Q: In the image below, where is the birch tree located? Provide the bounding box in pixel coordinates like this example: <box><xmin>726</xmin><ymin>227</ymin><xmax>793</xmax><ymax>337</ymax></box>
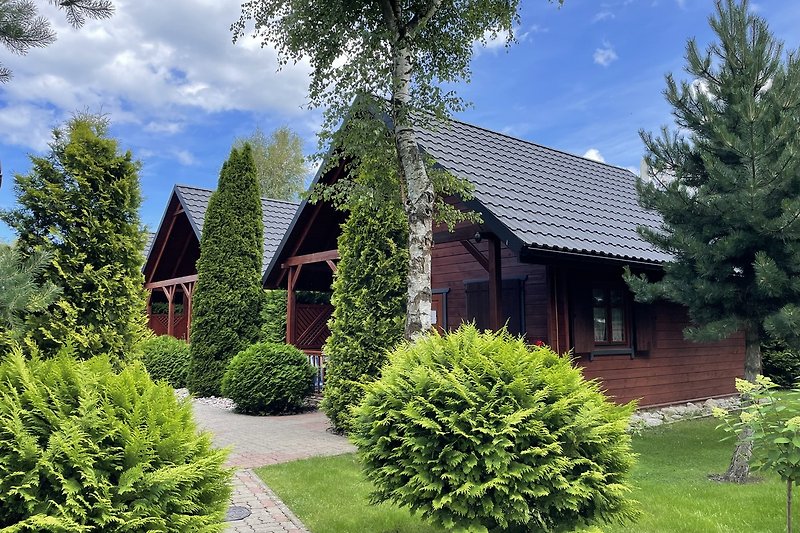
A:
<box><xmin>234</xmin><ymin>0</ymin><xmax>562</xmax><ymax>338</ymax></box>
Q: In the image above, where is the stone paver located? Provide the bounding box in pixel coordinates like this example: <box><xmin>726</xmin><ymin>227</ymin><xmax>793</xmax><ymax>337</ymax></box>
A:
<box><xmin>226</xmin><ymin>469</ymin><xmax>308</xmax><ymax>533</ymax></box>
<box><xmin>193</xmin><ymin>401</ymin><xmax>355</xmax><ymax>468</ymax></box>
<box><xmin>191</xmin><ymin>401</ymin><xmax>355</xmax><ymax>532</ymax></box>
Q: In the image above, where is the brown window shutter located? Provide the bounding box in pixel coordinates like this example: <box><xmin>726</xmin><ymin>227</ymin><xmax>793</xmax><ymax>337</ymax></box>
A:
<box><xmin>502</xmin><ymin>278</ymin><xmax>525</xmax><ymax>336</ymax></box>
<box><xmin>633</xmin><ymin>301</ymin><xmax>656</xmax><ymax>354</ymax></box>
<box><xmin>465</xmin><ymin>280</ymin><xmax>490</xmax><ymax>330</ymax></box>
<box><xmin>570</xmin><ymin>280</ymin><xmax>594</xmax><ymax>354</ymax></box>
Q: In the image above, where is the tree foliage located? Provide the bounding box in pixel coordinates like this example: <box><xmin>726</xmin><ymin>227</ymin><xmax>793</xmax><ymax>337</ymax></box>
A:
<box><xmin>233</xmin><ymin>126</ymin><xmax>306</xmax><ymax>201</ymax></box>
<box><xmin>352</xmin><ymin>326</ymin><xmax>639</xmax><ymax>532</ymax></box>
<box><xmin>0</xmin><ymin>0</ymin><xmax>113</xmax><ymax>82</ymax></box>
<box><xmin>1</xmin><ymin>115</ymin><xmax>148</xmax><ymax>362</ymax></box>
<box><xmin>188</xmin><ymin>144</ymin><xmax>264</xmax><ymax>396</ymax></box>
<box><xmin>321</xmin><ymin>198</ymin><xmax>408</xmax><ymax>433</ymax></box>
<box><xmin>138</xmin><ymin>335</ymin><xmax>191</xmax><ymax>389</ymax></box>
<box><xmin>234</xmin><ymin>0</ymin><xmax>560</xmax><ymax>338</ymax></box>
<box><xmin>0</xmin><ymin>345</ymin><xmax>231</xmax><ymax>531</ymax></box>
<box><xmin>0</xmin><ymin>243</ymin><xmax>60</xmax><ymax>341</ymax></box>
<box><xmin>624</xmin><ymin>0</ymin><xmax>800</xmax><ymax>482</ymax></box>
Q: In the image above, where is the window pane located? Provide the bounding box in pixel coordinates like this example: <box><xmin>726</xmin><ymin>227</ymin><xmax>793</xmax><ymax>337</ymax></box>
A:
<box><xmin>610</xmin><ymin>289</ymin><xmax>624</xmax><ymax>306</ymax></box>
<box><xmin>611</xmin><ymin>307</ymin><xmax>624</xmax><ymax>342</ymax></box>
<box><xmin>592</xmin><ymin>289</ymin><xmax>606</xmax><ymax>306</ymax></box>
<box><xmin>593</xmin><ymin>307</ymin><xmax>607</xmax><ymax>342</ymax></box>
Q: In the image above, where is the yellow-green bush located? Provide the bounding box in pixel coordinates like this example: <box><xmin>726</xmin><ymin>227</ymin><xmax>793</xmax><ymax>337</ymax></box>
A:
<box><xmin>0</xmin><ymin>347</ymin><xmax>231</xmax><ymax>531</ymax></box>
<box><xmin>352</xmin><ymin>326</ymin><xmax>639</xmax><ymax>533</ymax></box>
<box><xmin>222</xmin><ymin>342</ymin><xmax>315</xmax><ymax>415</ymax></box>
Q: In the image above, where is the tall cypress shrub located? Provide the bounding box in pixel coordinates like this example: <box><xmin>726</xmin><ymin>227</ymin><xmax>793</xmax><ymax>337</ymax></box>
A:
<box><xmin>321</xmin><ymin>199</ymin><xmax>408</xmax><ymax>432</ymax></box>
<box><xmin>1</xmin><ymin>115</ymin><xmax>147</xmax><ymax>362</ymax></box>
<box><xmin>188</xmin><ymin>145</ymin><xmax>264</xmax><ymax>396</ymax></box>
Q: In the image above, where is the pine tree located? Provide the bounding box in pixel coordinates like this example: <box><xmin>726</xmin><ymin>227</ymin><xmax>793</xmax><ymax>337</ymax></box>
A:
<box><xmin>625</xmin><ymin>0</ymin><xmax>800</xmax><ymax>482</ymax></box>
<box><xmin>188</xmin><ymin>144</ymin><xmax>264</xmax><ymax>396</ymax></box>
<box><xmin>0</xmin><ymin>243</ymin><xmax>60</xmax><ymax>341</ymax></box>
<box><xmin>1</xmin><ymin>115</ymin><xmax>148</xmax><ymax>361</ymax></box>
<box><xmin>321</xmin><ymin>198</ymin><xmax>408</xmax><ymax>432</ymax></box>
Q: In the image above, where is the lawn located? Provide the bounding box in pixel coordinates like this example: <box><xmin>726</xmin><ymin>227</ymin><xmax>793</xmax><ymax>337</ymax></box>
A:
<box><xmin>256</xmin><ymin>418</ymin><xmax>788</xmax><ymax>533</ymax></box>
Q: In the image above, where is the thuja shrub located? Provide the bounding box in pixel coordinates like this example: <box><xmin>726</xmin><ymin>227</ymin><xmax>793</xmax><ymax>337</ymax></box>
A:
<box><xmin>138</xmin><ymin>335</ymin><xmax>190</xmax><ymax>388</ymax></box>
<box><xmin>762</xmin><ymin>342</ymin><xmax>800</xmax><ymax>388</ymax></box>
<box><xmin>0</xmin><ymin>347</ymin><xmax>231</xmax><ymax>531</ymax></box>
<box><xmin>221</xmin><ymin>342</ymin><xmax>315</xmax><ymax>415</ymax></box>
<box><xmin>352</xmin><ymin>325</ymin><xmax>640</xmax><ymax>533</ymax></box>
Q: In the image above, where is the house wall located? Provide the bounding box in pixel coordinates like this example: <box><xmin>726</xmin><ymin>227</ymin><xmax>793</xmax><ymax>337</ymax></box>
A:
<box><xmin>430</xmin><ymin>239</ymin><xmax>745</xmax><ymax>408</ymax></box>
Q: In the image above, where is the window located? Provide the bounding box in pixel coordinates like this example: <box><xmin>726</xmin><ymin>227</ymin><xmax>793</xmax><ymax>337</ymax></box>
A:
<box><xmin>592</xmin><ymin>288</ymin><xmax>626</xmax><ymax>344</ymax></box>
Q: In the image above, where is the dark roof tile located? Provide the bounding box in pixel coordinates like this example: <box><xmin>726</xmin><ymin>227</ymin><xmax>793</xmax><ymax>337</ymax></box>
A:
<box><xmin>174</xmin><ymin>185</ymin><xmax>299</xmax><ymax>275</ymax></box>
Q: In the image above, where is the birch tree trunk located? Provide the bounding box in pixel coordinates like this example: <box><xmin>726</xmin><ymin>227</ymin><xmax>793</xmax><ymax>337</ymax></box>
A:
<box><xmin>392</xmin><ymin>42</ymin><xmax>433</xmax><ymax>339</ymax></box>
<box><xmin>721</xmin><ymin>321</ymin><xmax>762</xmax><ymax>483</ymax></box>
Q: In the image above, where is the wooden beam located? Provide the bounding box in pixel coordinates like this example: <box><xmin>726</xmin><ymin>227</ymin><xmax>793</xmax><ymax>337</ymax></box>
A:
<box><xmin>326</xmin><ymin>260</ymin><xmax>338</xmax><ymax>273</ymax></box>
<box><xmin>276</xmin><ymin>162</ymin><xmax>345</xmax><ymax>286</ymax></box>
<box><xmin>162</xmin><ymin>285</ymin><xmax>176</xmax><ymax>337</ymax></box>
<box><xmin>147</xmin><ymin>203</ymin><xmax>180</xmax><ymax>283</ymax></box>
<box><xmin>282</xmin><ymin>249</ymin><xmax>339</xmax><ymax>268</ymax></box>
<box><xmin>459</xmin><ymin>240</ymin><xmax>489</xmax><ymax>272</ymax></box>
<box><xmin>145</xmin><ymin>274</ymin><xmax>198</xmax><ymax>290</ymax></box>
<box><xmin>286</xmin><ymin>266</ymin><xmax>297</xmax><ymax>344</ymax></box>
<box><xmin>487</xmin><ymin>235</ymin><xmax>502</xmax><ymax>331</ymax></box>
<box><xmin>170</xmin><ymin>231</ymin><xmax>193</xmax><ymax>278</ymax></box>
<box><xmin>433</xmin><ymin>225</ymin><xmax>481</xmax><ymax>245</ymax></box>
<box><xmin>181</xmin><ymin>281</ymin><xmax>195</xmax><ymax>341</ymax></box>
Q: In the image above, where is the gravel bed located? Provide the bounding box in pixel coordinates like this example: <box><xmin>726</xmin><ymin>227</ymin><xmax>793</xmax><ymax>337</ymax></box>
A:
<box><xmin>175</xmin><ymin>388</ymin><xmax>236</xmax><ymax>410</ymax></box>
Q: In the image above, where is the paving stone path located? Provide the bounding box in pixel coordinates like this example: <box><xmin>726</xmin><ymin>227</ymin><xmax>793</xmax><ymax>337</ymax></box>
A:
<box><xmin>191</xmin><ymin>401</ymin><xmax>355</xmax><ymax>533</ymax></box>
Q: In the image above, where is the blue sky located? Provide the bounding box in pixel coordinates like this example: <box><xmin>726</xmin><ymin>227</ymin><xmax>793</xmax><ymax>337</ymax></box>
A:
<box><xmin>1</xmin><ymin>0</ymin><xmax>798</xmax><ymax>241</ymax></box>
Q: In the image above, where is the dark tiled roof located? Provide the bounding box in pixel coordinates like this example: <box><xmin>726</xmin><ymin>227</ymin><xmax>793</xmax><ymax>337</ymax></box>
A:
<box><xmin>144</xmin><ymin>231</ymin><xmax>156</xmax><ymax>258</ymax></box>
<box><xmin>415</xmin><ymin>119</ymin><xmax>669</xmax><ymax>263</ymax></box>
<box><xmin>174</xmin><ymin>185</ymin><xmax>299</xmax><ymax>275</ymax></box>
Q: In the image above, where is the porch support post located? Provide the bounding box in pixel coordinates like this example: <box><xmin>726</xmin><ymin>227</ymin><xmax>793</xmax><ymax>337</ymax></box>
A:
<box><xmin>181</xmin><ymin>281</ymin><xmax>195</xmax><ymax>341</ymax></box>
<box><xmin>162</xmin><ymin>285</ymin><xmax>176</xmax><ymax>337</ymax></box>
<box><xmin>487</xmin><ymin>235</ymin><xmax>503</xmax><ymax>331</ymax></box>
<box><xmin>286</xmin><ymin>265</ymin><xmax>302</xmax><ymax>345</ymax></box>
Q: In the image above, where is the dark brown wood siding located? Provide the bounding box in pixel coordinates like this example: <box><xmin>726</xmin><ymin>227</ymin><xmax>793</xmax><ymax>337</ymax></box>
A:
<box><xmin>431</xmin><ymin>239</ymin><xmax>549</xmax><ymax>345</ymax></box>
<box><xmin>431</xmin><ymin>243</ymin><xmax>745</xmax><ymax>408</ymax></box>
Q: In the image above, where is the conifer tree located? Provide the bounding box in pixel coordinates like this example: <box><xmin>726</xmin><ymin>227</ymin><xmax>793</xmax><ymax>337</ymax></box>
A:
<box><xmin>322</xmin><ymin>198</ymin><xmax>408</xmax><ymax>432</ymax></box>
<box><xmin>625</xmin><ymin>0</ymin><xmax>800</xmax><ymax>482</ymax></box>
<box><xmin>1</xmin><ymin>115</ymin><xmax>147</xmax><ymax>361</ymax></box>
<box><xmin>188</xmin><ymin>144</ymin><xmax>264</xmax><ymax>396</ymax></box>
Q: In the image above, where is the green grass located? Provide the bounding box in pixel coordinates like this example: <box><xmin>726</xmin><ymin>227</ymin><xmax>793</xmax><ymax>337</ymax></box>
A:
<box><xmin>256</xmin><ymin>418</ymin><xmax>788</xmax><ymax>533</ymax></box>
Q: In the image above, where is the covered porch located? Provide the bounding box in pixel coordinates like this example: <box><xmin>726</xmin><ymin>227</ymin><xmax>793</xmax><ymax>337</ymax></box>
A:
<box><xmin>145</xmin><ymin>274</ymin><xmax>197</xmax><ymax>341</ymax></box>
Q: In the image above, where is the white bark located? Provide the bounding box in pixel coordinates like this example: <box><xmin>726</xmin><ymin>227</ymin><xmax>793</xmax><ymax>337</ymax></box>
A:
<box><xmin>392</xmin><ymin>43</ymin><xmax>433</xmax><ymax>339</ymax></box>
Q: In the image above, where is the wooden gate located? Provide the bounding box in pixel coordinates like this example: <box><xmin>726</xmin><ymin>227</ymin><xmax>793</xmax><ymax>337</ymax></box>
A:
<box><xmin>294</xmin><ymin>303</ymin><xmax>333</xmax><ymax>351</ymax></box>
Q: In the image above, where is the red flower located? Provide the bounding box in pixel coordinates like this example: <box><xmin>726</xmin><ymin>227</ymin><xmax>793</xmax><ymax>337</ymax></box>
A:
<box><xmin>535</xmin><ymin>340</ymin><xmax>544</xmax><ymax>347</ymax></box>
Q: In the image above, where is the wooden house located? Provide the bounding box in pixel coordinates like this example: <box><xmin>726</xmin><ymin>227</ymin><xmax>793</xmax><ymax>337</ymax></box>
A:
<box><xmin>263</xmin><ymin>118</ymin><xmax>745</xmax><ymax>408</ymax></box>
<box><xmin>143</xmin><ymin>185</ymin><xmax>298</xmax><ymax>340</ymax></box>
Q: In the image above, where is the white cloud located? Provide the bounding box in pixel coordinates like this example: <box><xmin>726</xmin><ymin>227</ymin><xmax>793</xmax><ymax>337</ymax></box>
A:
<box><xmin>0</xmin><ymin>0</ymin><xmax>312</xmax><ymax>150</ymax></box>
<box><xmin>173</xmin><ymin>149</ymin><xmax>197</xmax><ymax>166</ymax></box>
<box><xmin>593</xmin><ymin>11</ymin><xmax>615</xmax><ymax>23</ymax></box>
<box><xmin>583</xmin><ymin>148</ymin><xmax>606</xmax><ymax>163</ymax></box>
<box><xmin>593</xmin><ymin>41</ymin><xmax>618</xmax><ymax>67</ymax></box>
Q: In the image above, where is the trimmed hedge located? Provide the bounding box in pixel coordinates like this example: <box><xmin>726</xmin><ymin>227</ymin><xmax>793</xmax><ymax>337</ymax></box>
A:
<box><xmin>138</xmin><ymin>335</ymin><xmax>190</xmax><ymax>388</ymax></box>
<box><xmin>221</xmin><ymin>342</ymin><xmax>315</xmax><ymax>415</ymax></box>
<box><xmin>352</xmin><ymin>326</ymin><xmax>639</xmax><ymax>532</ymax></box>
<box><xmin>0</xmin><ymin>346</ymin><xmax>231</xmax><ymax>531</ymax></box>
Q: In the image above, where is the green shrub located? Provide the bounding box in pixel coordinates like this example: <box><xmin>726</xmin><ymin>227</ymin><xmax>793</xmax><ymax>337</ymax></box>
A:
<box><xmin>260</xmin><ymin>290</ymin><xmax>287</xmax><ymax>343</ymax></box>
<box><xmin>138</xmin><ymin>335</ymin><xmax>191</xmax><ymax>389</ymax></box>
<box><xmin>222</xmin><ymin>342</ymin><xmax>315</xmax><ymax>415</ymax></box>
<box><xmin>189</xmin><ymin>144</ymin><xmax>264</xmax><ymax>396</ymax></box>
<box><xmin>0</xmin><ymin>346</ymin><xmax>231</xmax><ymax>531</ymax></box>
<box><xmin>352</xmin><ymin>325</ymin><xmax>639</xmax><ymax>533</ymax></box>
<box><xmin>762</xmin><ymin>342</ymin><xmax>800</xmax><ymax>388</ymax></box>
<box><xmin>321</xmin><ymin>200</ymin><xmax>408</xmax><ymax>433</ymax></box>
